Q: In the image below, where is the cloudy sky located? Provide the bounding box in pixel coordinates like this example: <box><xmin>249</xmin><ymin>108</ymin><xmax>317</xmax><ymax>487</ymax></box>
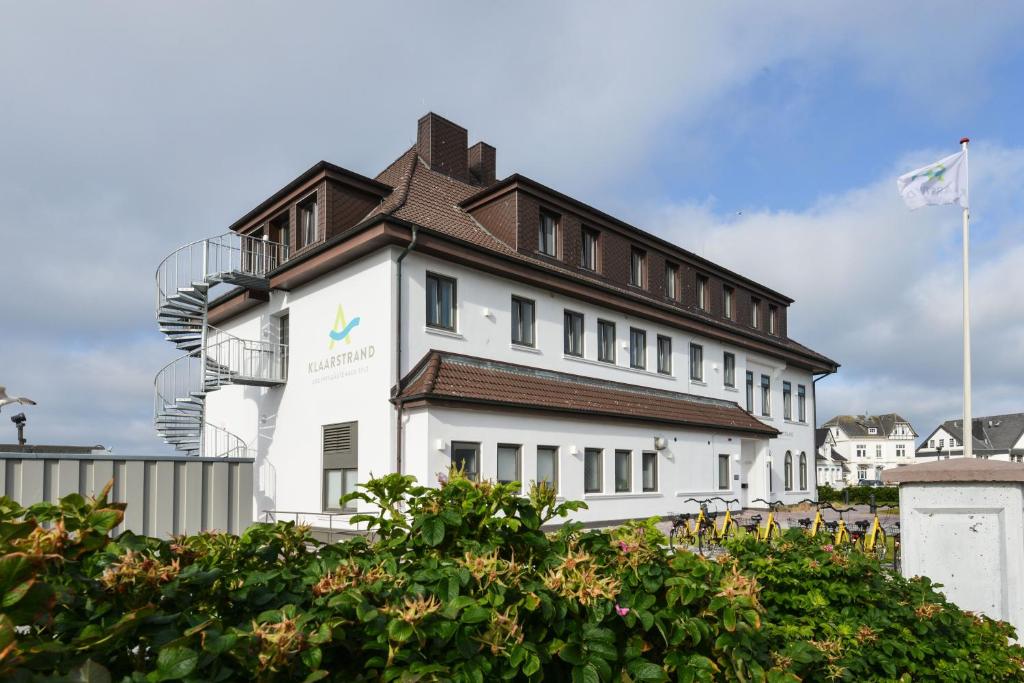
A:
<box><xmin>2</xmin><ymin>2</ymin><xmax>1023</xmax><ymax>452</ymax></box>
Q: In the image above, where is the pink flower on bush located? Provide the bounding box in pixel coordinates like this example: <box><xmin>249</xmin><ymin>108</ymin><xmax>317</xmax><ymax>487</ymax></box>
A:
<box><xmin>615</xmin><ymin>604</ymin><xmax>630</xmax><ymax>617</ymax></box>
<box><xmin>822</xmin><ymin>544</ymin><xmax>834</xmax><ymax>553</ymax></box>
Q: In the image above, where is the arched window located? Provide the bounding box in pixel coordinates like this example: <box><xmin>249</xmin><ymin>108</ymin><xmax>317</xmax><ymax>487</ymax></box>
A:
<box><xmin>784</xmin><ymin>451</ymin><xmax>793</xmax><ymax>491</ymax></box>
<box><xmin>799</xmin><ymin>452</ymin><xmax>808</xmax><ymax>490</ymax></box>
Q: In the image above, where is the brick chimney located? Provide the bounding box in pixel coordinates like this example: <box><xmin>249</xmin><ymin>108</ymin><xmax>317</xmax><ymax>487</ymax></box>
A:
<box><xmin>417</xmin><ymin>113</ymin><xmax>469</xmax><ymax>181</ymax></box>
<box><xmin>467</xmin><ymin>141</ymin><xmax>496</xmax><ymax>186</ymax></box>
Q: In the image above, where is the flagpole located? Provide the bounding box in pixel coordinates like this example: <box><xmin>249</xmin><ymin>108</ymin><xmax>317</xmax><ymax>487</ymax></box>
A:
<box><xmin>960</xmin><ymin>137</ymin><xmax>973</xmax><ymax>458</ymax></box>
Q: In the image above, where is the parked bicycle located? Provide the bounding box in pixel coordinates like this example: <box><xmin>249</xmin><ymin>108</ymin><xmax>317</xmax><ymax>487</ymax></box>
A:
<box><xmin>749</xmin><ymin>498</ymin><xmax>785</xmax><ymax>541</ymax></box>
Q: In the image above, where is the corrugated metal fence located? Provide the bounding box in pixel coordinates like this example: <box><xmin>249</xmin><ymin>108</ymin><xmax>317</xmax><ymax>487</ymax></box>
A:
<box><xmin>0</xmin><ymin>453</ymin><xmax>253</xmax><ymax>537</ymax></box>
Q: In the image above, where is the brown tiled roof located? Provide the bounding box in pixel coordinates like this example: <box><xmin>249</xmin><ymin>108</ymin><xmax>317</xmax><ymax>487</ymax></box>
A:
<box><xmin>363</xmin><ymin>148</ymin><xmax>836</xmax><ymax>371</ymax></box>
<box><xmin>396</xmin><ymin>351</ymin><xmax>779</xmax><ymax>437</ymax></box>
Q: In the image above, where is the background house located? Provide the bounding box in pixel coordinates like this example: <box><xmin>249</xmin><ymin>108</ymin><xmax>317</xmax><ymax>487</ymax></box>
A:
<box><xmin>815</xmin><ymin>427</ymin><xmax>848</xmax><ymax>488</ymax></box>
<box><xmin>916</xmin><ymin>413</ymin><xmax>1024</xmax><ymax>463</ymax></box>
<box><xmin>820</xmin><ymin>413</ymin><xmax>917</xmax><ymax>485</ymax></box>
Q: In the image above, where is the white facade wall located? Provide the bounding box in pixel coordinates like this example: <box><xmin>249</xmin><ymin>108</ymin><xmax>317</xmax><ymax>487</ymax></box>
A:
<box><xmin>205</xmin><ymin>249</ymin><xmax>397</xmax><ymax>521</ymax></box>
<box><xmin>406</xmin><ymin>405</ymin><xmax>786</xmax><ymax>523</ymax></box>
<box><xmin>401</xmin><ymin>252</ymin><xmax>817</xmax><ymax>504</ymax></box>
<box><xmin>206</xmin><ymin>246</ymin><xmax>822</xmax><ymax>523</ymax></box>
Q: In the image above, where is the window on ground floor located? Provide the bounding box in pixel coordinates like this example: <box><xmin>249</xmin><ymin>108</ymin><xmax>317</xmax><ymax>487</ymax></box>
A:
<box><xmin>537</xmin><ymin>446</ymin><xmax>558</xmax><ymax>490</ymax></box>
<box><xmin>323</xmin><ymin>421</ymin><xmax>358</xmax><ymax>512</ymax></box>
<box><xmin>642</xmin><ymin>451</ymin><xmax>658</xmax><ymax>492</ymax></box>
<box><xmin>497</xmin><ymin>444</ymin><xmax>521</xmax><ymax>485</ymax></box>
<box><xmin>799</xmin><ymin>452</ymin><xmax>807</xmax><ymax>490</ymax></box>
<box><xmin>784</xmin><ymin>451</ymin><xmax>793</xmax><ymax>491</ymax></box>
<box><xmin>451</xmin><ymin>442</ymin><xmax>480</xmax><ymax>482</ymax></box>
<box><xmin>718</xmin><ymin>454</ymin><xmax>730</xmax><ymax>490</ymax></box>
<box><xmin>615</xmin><ymin>450</ymin><xmax>632</xmax><ymax>492</ymax></box>
<box><xmin>584</xmin><ymin>448</ymin><xmax>603</xmax><ymax>493</ymax></box>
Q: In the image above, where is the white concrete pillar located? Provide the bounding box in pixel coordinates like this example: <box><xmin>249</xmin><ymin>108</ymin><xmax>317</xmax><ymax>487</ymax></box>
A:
<box><xmin>884</xmin><ymin>459</ymin><xmax>1024</xmax><ymax>634</ymax></box>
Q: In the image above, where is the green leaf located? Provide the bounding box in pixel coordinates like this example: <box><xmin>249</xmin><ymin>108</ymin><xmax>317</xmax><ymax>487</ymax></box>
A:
<box><xmin>421</xmin><ymin>516</ymin><xmax>445</xmax><ymax>547</ymax></box>
<box><xmin>154</xmin><ymin>646</ymin><xmax>198</xmax><ymax>681</ymax></box>
<box><xmin>571</xmin><ymin>663</ymin><xmax>599</xmax><ymax>683</ymax></box>
<box><xmin>628</xmin><ymin>659</ymin><xmax>668</xmax><ymax>682</ymax></box>
<box><xmin>387</xmin><ymin>618</ymin><xmax>415</xmax><ymax>642</ymax></box>
<box><xmin>722</xmin><ymin>607</ymin><xmax>736</xmax><ymax>632</ymax></box>
<box><xmin>2</xmin><ymin>578</ymin><xmax>34</xmax><ymax>608</ymax></box>
<box><xmin>300</xmin><ymin>646</ymin><xmax>322</xmax><ymax>670</ymax></box>
<box><xmin>460</xmin><ymin>606</ymin><xmax>490</xmax><ymax>624</ymax></box>
<box><xmin>68</xmin><ymin>659</ymin><xmax>112</xmax><ymax>683</ymax></box>
<box><xmin>86</xmin><ymin>509</ymin><xmax>122</xmax><ymax>534</ymax></box>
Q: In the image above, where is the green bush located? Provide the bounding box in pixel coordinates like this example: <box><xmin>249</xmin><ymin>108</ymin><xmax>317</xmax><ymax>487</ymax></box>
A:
<box><xmin>0</xmin><ymin>476</ymin><xmax>1020</xmax><ymax>682</ymax></box>
<box><xmin>817</xmin><ymin>484</ymin><xmax>899</xmax><ymax>506</ymax></box>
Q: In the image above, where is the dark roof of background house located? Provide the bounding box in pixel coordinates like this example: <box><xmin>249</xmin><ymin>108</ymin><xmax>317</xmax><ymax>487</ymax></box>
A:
<box><xmin>815</xmin><ymin>428</ymin><xmax>830</xmax><ymax>449</ymax></box>
<box><xmin>821</xmin><ymin>413</ymin><xmax>914</xmax><ymax>438</ymax></box>
<box><xmin>396</xmin><ymin>350</ymin><xmax>779</xmax><ymax>436</ymax></box>
<box><xmin>926</xmin><ymin>413</ymin><xmax>1024</xmax><ymax>453</ymax></box>
<box><xmin>361</xmin><ymin>146</ymin><xmax>836</xmax><ymax>370</ymax></box>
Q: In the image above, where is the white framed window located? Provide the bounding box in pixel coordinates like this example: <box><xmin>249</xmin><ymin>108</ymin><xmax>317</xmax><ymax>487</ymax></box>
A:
<box><xmin>497</xmin><ymin>444</ymin><xmax>521</xmax><ymax>485</ymax></box>
<box><xmin>426</xmin><ymin>272</ymin><xmax>457</xmax><ymax>331</ymax></box>
<box><xmin>856</xmin><ymin>444</ymin><xmax>866</xmax><ymax>458</ymax></box>
<box><xmin>896</xmin><ymin>444</ymin><xmax>906</xmax><ymax>458</ymax></box>
<box><xmin>745</xmin><ymin>371</ymin><xmax>754</xmax><ymax>412</ymax></box>
<box><xmin>451</xmin><ymin>442</ymin><xmax>480</xmax><ymax>482</ymax></box>
<box><xmin>723</xmin><ymin>286</ymin><xmax>734</xmax><ymax>320</ymax></box>
<box><xmin>760</xmin><ymin>374</ymin><xmax>770</xmax><ymax>416</ymax></box>
<box><xmin>799</xmin><ymin>452</ymin><xmax>807</xmax><ymax>490</ymax></box>
<box><xmin>584</xmin><ymin>448</ymin><xmax>603</xmax><ymax>493</ymax></box>
<box><xmin>723</xmin><ymin>352</ymin><xmax>735</xmax><ymax>387</ymax></box>
<box><xmin>697</xmin><ymin>275</ymin><xmax>709</xmax><ymax>311</ymax></box>
<box><xmin>564</xmin><ymin>310</ymin><xmax>584</xmax><ymax>357</ymax></box>
<box><xmin>630</xmin><ymin>328</ymin><xmax>646</xmax><ymax>369</ymax></box>
<box><xmin>875</xmin><ymin>444</ymin><xmax>883</xmax><ymax>459</ymax></box>
<box><xmin>537</xmin><ymin>446</ymin><xmax>559</xmax><ymax>489</ymax></box>
<box><xmin>598</xmin><ymin>319</ymin><xmax>616</xmax><ymax>363</ymax></box>
<box><xmin>783</xmin><ymin>381</ymin><xmax>792</xmax><ymax>420</ymax></box>
<box><xmin>718</xmin><ymin>454</ymin><xmax>731</xmax><ymax>490</ymax></box>
<box><xmin>614</xmin><ymin>450</ymin><xmax>632</xmax><ymax>493</ymax></box>
<box><xmin>797</xmin><ymin>385</ymin><xmax>806</xmax><ymax>422</ymax></box>
<box><xmin>657</xmin><ymin>335</ymin><xmax>672</xmax><ymax>375</ymax></box>
<box><xmin>751</xmin><ymin>298</ymin><xmax>761</xmax><ymax>328</ymax></box>
<box><xmin>689</xmin><ymin>343</ymin><xmax>703</xmax><ymax>381</ymax></box>
<box><xmin>784</xmin><ymin>451</ymin><xmax>793</xmax><ymax>491</ymax></box>
<box><xmin>323</xmin><ymin>421</ymin><xmax>357</xmax><ymax>512</ymax></box>
<box><xmin>857</xmin><ymin>466</ymin><xmax>868</xmax><ymax>481</ymax></box>
<box><xmin>539</xmin><ymin>211</ymin><xmax>558</xmax><ymax>257</ymax></box>
<box><xmin>768</xmin><ymin>305</ymin><xmax>778</xmax><ymax>334</ymax></box>
<box><xmin>642</xmin><ymin>452</ymin><xmax>658</xmax><ymax>492</ymax></box>
<box><xmin>511</xmin><ymin>296</ymin><xmax>536</xmax><ymax>347</ymax></box>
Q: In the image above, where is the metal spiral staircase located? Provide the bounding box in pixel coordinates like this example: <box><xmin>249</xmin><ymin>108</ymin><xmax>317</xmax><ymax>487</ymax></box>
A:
<box><xmin>154</xmin><ymin>233</ymin><xmax>288</xmax><ymax>457</ymax></box>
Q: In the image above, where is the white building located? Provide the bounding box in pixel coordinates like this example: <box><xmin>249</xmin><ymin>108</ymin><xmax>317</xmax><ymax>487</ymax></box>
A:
<box><xmin>916</xmin><ymin>414</ymin><xmax>1024</xmax><ymax>463</ymax></box>
<box><xmin>815</xmin><ymin>427</ymin><xmax>848</xmax><ymax>489</ymax></box>
<box><xmin>153</xmin><ymin>113</ymin><xmax>838</xmax><ymax>527</ymax></box>
<box><xmin>820</xmin><ymin>414</ymin><xmax>917</xmax><ymax>485</ymax></box>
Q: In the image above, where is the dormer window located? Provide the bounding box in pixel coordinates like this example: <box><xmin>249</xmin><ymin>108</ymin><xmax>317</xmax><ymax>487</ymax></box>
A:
<box><xmin>581</xmin><ymin>227</ymin><xmax>598</xmax><ymax>270</ymax></box>
<box><xmin>665</xmin><ymin>263</ymin><xmax>678</xmax><ymax>300</ymax></box>
<box><xmin>630</xmin><ymin>248</ymin><xmax>646</xmax><ymax>288</ymax></box>
<box><xmin>768</xmin><ymin>305</ymin><xmax>778</xmax><ymax>334</ymax></box>
<box><xmin>868</xmin><ymin>427</ymin><xmax>878</xmax><ymax>435</ymax></box>
<box><xmin>539</xmin><ymin>211</ymin><xmax>558</xmax><ymax>257</ymax></box>
<box><xmin>723</xmin><ymin>286</ymin><xmax>734</xmax><ymax>320</ymax></box>
<box><xmin>697</xmin><ymin>275</ymin><xmax>709</xmax><ymax>311</ymax></box>
<box><xmin>297</xmin><ymin>194</ymin><xmax>318</xmax><ymax>249</ymax></box>
<box><xmin>751</xmin><ymin>298</ymin><xmax>761</xmax><ymax>328</ymax></box>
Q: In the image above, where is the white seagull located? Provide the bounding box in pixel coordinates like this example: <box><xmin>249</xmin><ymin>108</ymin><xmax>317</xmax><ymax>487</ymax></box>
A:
<box><xmin>0</xmin><ymin>387</ymin><xmax>36</xmax><ymax>412</ymax></box>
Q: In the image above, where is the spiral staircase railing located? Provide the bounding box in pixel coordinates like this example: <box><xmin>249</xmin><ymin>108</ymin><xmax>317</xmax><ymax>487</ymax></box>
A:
<box><xmin>153</xmin><ymin>232</ymin><xmax>288</xmax><ymax>457</ymax></box>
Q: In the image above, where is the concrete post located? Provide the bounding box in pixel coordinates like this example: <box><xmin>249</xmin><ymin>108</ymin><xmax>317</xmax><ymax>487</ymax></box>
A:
<box><xmin>883</xmin><ymin>459</ymin><xmax>1024</xmax><ymax>634</ymax></box>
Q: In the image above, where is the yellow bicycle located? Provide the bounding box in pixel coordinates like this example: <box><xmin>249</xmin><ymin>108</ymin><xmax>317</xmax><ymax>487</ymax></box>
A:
<box><xmin>749</xmin><ymin>499</ymin><xmax>784</xmax><ymax>541</ymax></box>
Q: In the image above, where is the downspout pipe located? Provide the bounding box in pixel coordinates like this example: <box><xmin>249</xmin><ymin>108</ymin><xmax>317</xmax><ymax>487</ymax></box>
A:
<box><xmin>812</xmin><ymin>369</ymin><xmax>835</xmax><ymax>498</ymax></box>
<box><xmin>394</xmin><ymin>227</ymin><xmax>418</xmax><ymax>476</ymax></box>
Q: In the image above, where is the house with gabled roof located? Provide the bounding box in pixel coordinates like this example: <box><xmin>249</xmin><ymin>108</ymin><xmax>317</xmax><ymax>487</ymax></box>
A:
<box><xmin>821</xmin><ymin>413</ymin><xmax>916</xmax><ymax>485</ymax></box>
<box><xmin>815</xmin><ymin>427</ymin><xmax>848</xmax><ymax>489</ymax></box>
<box><xmin>916</xmin><ymin>413</ymin><xmax>1024</xmax><ymax>463</ymax></box>
<box><xmin>153</xmin><ymin>113</ymin><xmax>838</xmax><ymax>527</ymax></box>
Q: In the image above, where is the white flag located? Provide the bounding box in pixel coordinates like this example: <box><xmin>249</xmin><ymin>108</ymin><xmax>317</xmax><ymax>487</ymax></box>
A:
<box><xmin>897</xmin><ymin>150</ymin><xmax>968</xmax><ymax>210</ymax></box>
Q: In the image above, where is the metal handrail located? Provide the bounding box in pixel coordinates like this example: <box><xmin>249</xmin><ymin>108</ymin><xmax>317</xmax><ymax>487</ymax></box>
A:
<box><xmin>155</xmin><ymin>232</ymin><xmax>288</xmax><ymax>313</ymax></box>
<box><xmin>206</xmin><ymin>327</ymin><xmax>287</xmax><ymax>386</ymax></box>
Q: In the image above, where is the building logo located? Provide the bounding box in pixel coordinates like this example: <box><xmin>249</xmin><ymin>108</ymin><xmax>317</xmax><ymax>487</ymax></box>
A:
<box><xmin>308</xmin><ymin>303</ymin><xmax>376</xmax><ymax>383</ymax></box>
<box><xmin>328</xmin><ymin>304</ymin><xmax>361</xmax><ymax>350</ymax></box>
